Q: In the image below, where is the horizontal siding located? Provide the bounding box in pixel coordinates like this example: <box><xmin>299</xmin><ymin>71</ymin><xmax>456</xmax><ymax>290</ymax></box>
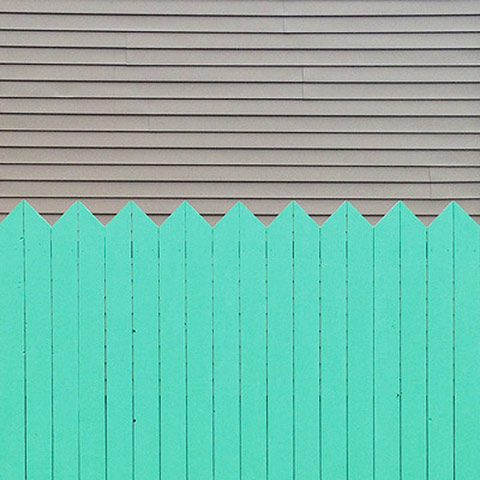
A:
<box><xmin>0</xmin><ymin>0</ymin><xmax>478</xmax><ymax>224</ymax></box>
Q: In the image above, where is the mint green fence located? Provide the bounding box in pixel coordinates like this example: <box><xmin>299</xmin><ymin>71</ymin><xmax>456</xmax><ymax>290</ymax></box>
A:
<box><xmin>0</xmin><ymin>201</ymin><xmax>479</xmax><ymax>480</ymax></box>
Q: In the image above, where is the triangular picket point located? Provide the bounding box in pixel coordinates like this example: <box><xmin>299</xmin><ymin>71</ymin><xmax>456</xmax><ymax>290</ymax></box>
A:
<box><xmin>321</xmin><ymin>201</ymin><xmax>347</xmax><ymax>233</ymax></box>
<box><xmin>213</xmin><ymin>201</ymin><xmax>242</xmax><ymax>230</ymax></box>
<box><xmin>292</xmin><ymin>201</ymin><xmax>318</xmax><ymax>230</ymax></box>
<box><xmin>0</xmin><ymin>200</ymin><xmax>479</xmax><ymax>230</ymax></box>
<box><xmin>268</xmin><ymin>201</ymin><xmax>294</xmax><ymax>231</ymax></box>
<box><xmin>238</xmin><ymin>201</ymin><xmax>265</xmax><ymax>229</ymax></box>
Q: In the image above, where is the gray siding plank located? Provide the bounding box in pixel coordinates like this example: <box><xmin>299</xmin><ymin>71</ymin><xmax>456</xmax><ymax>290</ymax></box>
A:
<box><xmin>0</xmin><ymin>148</ymin><xmax>478</xmax><ymax>166</ymax></box>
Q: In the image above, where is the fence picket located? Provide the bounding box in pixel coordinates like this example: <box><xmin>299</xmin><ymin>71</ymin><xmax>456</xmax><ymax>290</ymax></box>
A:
<box><xmin>453</xmin><ymin>203</ymin><xmax>480</xmax><ymax>478</ymax></box>
<box><xmin>293</xmin><ymin>202</ymin><xmax>320</xmax><ymax>480</ymax></box>
<box><xmin>320</xmin><ymin>203</ymin><xmax>347</xmax><ymax>480</ymax></box>
<box><xmin>213</xmin><ymin>205</ymin><xmax>241</xmax><ymax>479</ymax></box>
<box><xmin>400</xmin><ymin>204</ymin><xmax>427</xmax><ymax>479</ymax></box>
<box><xmin>186</xmin><ymin>204</ymin><xmax>213</xmax><ymax>479</ymax></box>
<box><xmin>239</xmin><ymin>204</ymin><xmax>267</xmax><ymax>480</ymax></box>
<box><xmin>427</xmin><ymin>204</ymin><xmax>455</xmax><ymax>480</ymax></box>
<box><xmin>24</xmin><ymin>202</ymin><xmax>52</xmax><ymax>480</ymax></box>
<box><xmin>0</xmin><ymin>204</ymin><xmax>25</xmax><ymax>479</ymax></box>
<box><xmin>159</xmin><ymin>203</ymin><xmax>187</xmax><ymax>480</ymax></box>
<box><xmin>52</xmin><ymin>205</ymin><xmax>78</xmax><ymax>480</ymax></box>
<box><xmin>347</xmin><ymin>203</ymin><xmax>374</xmax><ymax>478</ymax></box>
<box><xmin>106</xmin><ymin>204</ymin><xmax>133</xmax><ymax>480</ymax></box>
<box><xmin>78</xmin><ymin>203</ymin><xmax>106</xmax><ymax>479</ymax></box>
<box><xmin>374</xmin><ymin>204</ymin><xmax>401</xmax><ymax>479</ymax></box>
<box><xmin>267</xmin><ymin>203</ymin><xmax>294</xmax><ymax>480</ymax></box>
<box><xmin>132</xmin><ymin>204</ymin><xmax>160</xmax><ymax>479</ymax></box>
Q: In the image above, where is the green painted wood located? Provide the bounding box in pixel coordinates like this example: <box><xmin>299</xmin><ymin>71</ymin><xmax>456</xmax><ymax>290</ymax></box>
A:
<box><xmin>0</xmin><ymin>203</ymin><xmax>25</xmax><ymax>479</ymax></box>
<box><xmin>427</xmin><ymin>204</ymin><xmax>454</xmax><ymax>480</ymax></box>
<box><xmin>213</xmin><ymin>204</ymin><xmax>241</xmax><ymax>480</ymax></box>
<box><xmin>293</xmin><ymin>202</ymin><xmax>320</xmax><ymax>479</ymax></box>
<box><xmin>374</xmin><ymin>204</ymin><xmax>401</xmax><ymax>479</ymax></box>
<box><xmin>105</xmin><ymin>204</ymin><xmax>133</xmax><ymax>479</ymax></box>
<box><xmin>267</xmin><ymin>203</ymin><xmax>294</xmax><ymax>480</ymax></box>
<box><xmin>78</xmin><ymin>203</ymin><xmax>106</xmax><ymax>479</ymax></box>
<box><xmin>453</xmin><ymin>203</ymin><xmax>480</xmax><ymax>479</ymax></box>
<box><xmin>52</xmin><ymin>204</ymin><xmax>78</xmax><ymax>480</ymax></box>
<box><xmin>159</xmin><ymin>203</ymin><xmax>187</xmax><ymax>480</ymax></box>
<box><xmin>132</xmin><ymin>203</ymin><xmax>160</xmax><ymax>479</ymax></box>
<box><xmin>239</xmin><ymin>203</ymin><xmax>267</xmax><ymax>480</ymax></box>
<box><xmin>185</xmin><ymin>203</ymin><xmax>213</xmax><ymax>479</ymax></box>
<box><xmin>320</xmin><ymin>203</ymin><xmax>347</xmax><ymax>480</ymax></box>
<box><xmin>1</xmin><ymin>201</ymin><xmax>480</xmax><ymax>479</ymax></box>
<box><xmin>400</xmin><ymin>204</ymin><xmax>427</xmax><ymax>479</ymax></box>
<box><xmin>24</xmin><ymin>202</ymin><xmax>52</xmax><ymax>480</ymax></box>
<box><xmin>346</xmin><ymin>203</ymin><xmax>374</xmax><ymax>479</ymax></box>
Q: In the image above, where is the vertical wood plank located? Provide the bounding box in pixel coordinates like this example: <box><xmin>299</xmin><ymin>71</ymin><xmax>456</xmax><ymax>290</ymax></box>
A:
<box><xmin>52</xmin><ymin>204</ymin><xmax>78</xmax><ymax>480</ymax></box>
<box><xmin>159</xmin><ymin>203</ymin><xmax>187</xmax><ymax>480</ymax></box>
<box><xmin>267</xmin><ymin>203</ymin><xmax>294</xmax><ymax>480</ymax></box>
<box><xmin>320</xmin><ymin>203</ymin><xmax>347</xmax><ymax>480</ymax></box>
<box><xmin>78</xmin><ymin>203</ymin><xmax>106</xmax><ymax>479</ymax></box>
<box><xmin>132</xmin><ymin>204</ymin><xmax>160</xmax><ymax>479</ymax></box>
<box><xmin>427</xmin><ymin>204</ymin><xmax>454</xmax><ymax>480</ymax></box>
<box><xmin>400</xmin><ymin>204</ymin><xmax>427</xmax><ymax>479</ymax></box>
<box><xmin>293</xmin><ymin>203</ymin><xmax>320</xmax><ymax>479</ymax></box>
<box><xmin>0</xmin><ymin>203</ymin><xmax>25</xmax><ymax>479</ymax></box>
<box><xmin>213</xmin><ymin>205</ymin><xmax>241</xmax><ymax>480</ymax></box>
<box><xmin>24</xmin><ymin>202</ymin><xmax>52</xmax><ymax>480</ymax></box>
<box><xmin>106</xmin><ymin>204</ymin><xmax>133</xmax><ymax>479</ymax></box>
<box><xmin>346</xmin><ymin>203</ymin><xmax>374</xmax><ymax>479</ymax></box>
<box><xmin>374</xmin><ymin>203</ymin><xmax>401</xmax><ymax>479</ymax></box>
<box><xmin>186</xmin><ymin>203</ymin><xmax>213</xmax><ymax>479</ymax></box>
<box><xmin>453</xmin><ymin>203</ymin><xmax>480</xmax><ymax>478</ymax></box>
<box><xmin>239</xmin><ymin>204</ymin><xmax>267</xmax><ymax>480</ymax></box>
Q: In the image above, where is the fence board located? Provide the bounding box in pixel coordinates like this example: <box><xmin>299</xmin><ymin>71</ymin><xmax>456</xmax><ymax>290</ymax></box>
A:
<box><xmin>374</xmin><ymin>204</ymin><xmax>401</xmax><ymax>479</ymax></box>
<box><xmin>213</xmin><ymin>205</ymin><xmax>241</xmax><ymax>479</ymax></box>
<box><xmin>24</xmin><ymin>202</ymin><xmax>52</xmax><ymax>480</ymax></box>
<box><xmin>78</xmin><ymin>203</ymin><xmax>106</xmax><ymax>479</ymax></box>
<box><xmin>52</xmin><ymin>205</ymin><xmax>78</xmax><ymax>480</ymax></box>
<box><xmin>400</xmin><ymin>204</ymin><xmax>427</xmax><ymax>479</ymax></box>
<box><xmin>427</xmin><ymin>204</ymin><xmax>454</xmax><ymax>480</ymax></box>
<box><xmin>267</xmin><ymin>203</ymin><xmax>294</xmax><ymax>480</ymax></box>
<box><xmin>159</xmin><ymin>203</ymin><xmax>187</xmax><ymax>480</ymax></box>
<box><xmin>453</xmin><ymin>204</ymin><xmax>480</xmax><ymax>478</ymax></box>
<box><xmin>132</xmin><ymin>203</ymin><xmax>160</xmax><ymax>479</ymax></box>
<box><xmin>293</xmin><ymin>202</ymin><xmax>320</xmax><ymax>479</ymax></box>
<box><xmin>0</xmin><ymin>203</ymin><xmax>25</xmax><ymax>479</ymax></box>
<box><xmin>186</xmin><ymin>203</ymin><xmax>213</xmax><ymax>479</ymax></box>
<box><xmin>105</xmin><ymin>204</ymin><xmax>133</xmax><ymax>480</ymax></box>
<box><xmin>320</xmin><ymin>203</ymin><xmax>347</xmax><ymax>480</ymax></box>
<box><xmin>0</xmin><ymin>201</ymin><xmax>478</xmax><ymax>479</ymax></box>
<box><xmin>347</xmin><ymin>203</ymin><xmax>374</xmax><ymax>478</ymax></box>
<box><xmin>239</xmin><ymin>203</ymin><xmax>267</xmax><ymax>480</ymax></box>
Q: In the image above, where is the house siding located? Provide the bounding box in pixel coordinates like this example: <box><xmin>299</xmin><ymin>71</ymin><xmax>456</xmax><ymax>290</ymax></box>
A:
<box><xmin>0</xmin><ymin>0</ymin><xmax>479</xmax><ymax>224</ymax></box>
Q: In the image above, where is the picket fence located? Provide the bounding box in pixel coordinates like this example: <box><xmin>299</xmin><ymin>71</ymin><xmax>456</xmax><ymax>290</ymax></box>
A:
<box><xmin>0</xmin><ymin>200</ymin><xmax>479</xmax><ymax>480</ymax></box>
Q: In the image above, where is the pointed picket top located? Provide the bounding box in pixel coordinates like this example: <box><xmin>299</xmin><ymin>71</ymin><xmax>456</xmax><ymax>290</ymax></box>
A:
<box><xmin>345</xmin><ymin>201</ymin><xmax>373</xmax><ymax>229</ymax></box>
<box><xmin>321</xmin><ymin>201</ymin><xmax>347</xmax><ymax>232</ymax></box>
<box><xmin>238</xmin><ymin>201</ymin><xmax>265</xmax><ymax>230</ymax></box>
<box><xmin>450</xmin><ymin>201</ymin><xmax>479</xmax><ymax>230</ymax></box>
<box><xmin>0</xmin><ymin>201</ymin><xmax>25</xmax><ymax>232</ymax></box>
<box><xmin>214</xmin><ymin>201</ymin><xmax>242</xmax><ymax>230</ymax></box>
<box><xmin>428</xmin><ymin>201</ymin><xmax>455</xmax><ymax>232</ymax></box>
<box><xmin>374</xmin><ymin>201</ymin><xmax>402</xmax><ymax>232</ymax></box>
<box><xmin>184</xmin><ymin>201</ymin><xmax>211</xmax><ymax>230</ymax></box>
<box><xmin>268</xmin><ymin>201</ymin><xmax>294</xmax><ymax>232</ymax></box>
<box><xmin>292</xmin><ymin>201</ymin><xmax>318</xmax><ymax>230</ymax></box>
<box><xmin>130</xmin><ymin>201</ymin><xmax>157</xmax><ymax>230</ymax></box>
<box><xmin>161</xmin><ymin>200</ymin><xmax>187</xmax><ymax>229</ymax></box>
<box><xmin>52</xmin><ymin>201</ymin><xmax>78</xmax><ymax>230</ymax></box>
<box><xmin>23</xmin><ymin>199</ymin><xmax>50</xmax><ymax>229</ymax></box>
<box><xmin>105</xmin><ymin>202</ymin><xmax>134</xmax><ymax>231</ymax></box>
<box><xmin>77</xmin><ymin>201</ymin><xmax>104</xmax><ymax>228</ymax></box>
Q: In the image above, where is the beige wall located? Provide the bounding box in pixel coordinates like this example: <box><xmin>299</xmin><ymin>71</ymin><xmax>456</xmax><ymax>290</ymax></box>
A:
<box><xmin>0</xmin><ymin>0</ymin><xmax>479</xmax><ymax>225</ymax></box>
